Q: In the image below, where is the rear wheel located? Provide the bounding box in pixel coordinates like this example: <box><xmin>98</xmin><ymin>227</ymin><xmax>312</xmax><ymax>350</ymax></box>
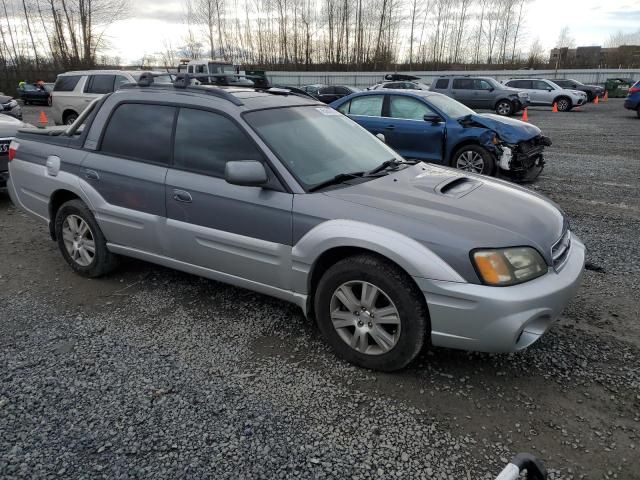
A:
<box><xmin>314</xmin><ymin>254</ymin><xmax>429</xmax><ymax>371</ymax></box>
<box><xmin>452</xmin><ymin>145</ymin><xmax>496</xmax><ymax>176</ymax></box>
<box><xmin>495</xmin><ymin>100</ymin><xmax>514</xmax><ymax>116</ymax></box>
<box><xmin>555</xmin><ymin>96</ymin><xmax>572</xmax><ymax>112</ymax></box>
<box><xmin>63</xmin><ymin>111</ymin><xmax>78</xmax><ymax>125</ymax></box>
<box><xmin>54</xmin><ymin>199</ymin><xmax>118</xmax><ymax>277</ymax></box>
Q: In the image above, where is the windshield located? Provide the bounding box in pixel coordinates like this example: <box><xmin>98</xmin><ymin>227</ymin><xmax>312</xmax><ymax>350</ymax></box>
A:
<box><xmin>245</xmin><ymin>106</ymin><xmax>401</xmax><ymax>190</ymax></box>
<box><xmin>427</xmin><ymin>94</ymin><xmax>475</xmax><ymax>118</ymax></box>
<box><xmin>485</xmin><ymin>78</ymin><xmax>502</xmax><ymax>88</ymax></box>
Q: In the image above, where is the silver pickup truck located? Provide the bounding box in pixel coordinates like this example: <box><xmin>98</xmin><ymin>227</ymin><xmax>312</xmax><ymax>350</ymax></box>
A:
<box><xmin>7</xmin><ymin>76</ymin><xmax>585</xmax><ymax>371</ymax></box>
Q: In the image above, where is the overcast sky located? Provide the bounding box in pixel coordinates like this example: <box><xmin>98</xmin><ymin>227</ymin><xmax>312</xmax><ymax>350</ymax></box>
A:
<box><xmin>104</xmin><ymin>0</ymin><xmax>640</xmax><ymax>64</ymax></box>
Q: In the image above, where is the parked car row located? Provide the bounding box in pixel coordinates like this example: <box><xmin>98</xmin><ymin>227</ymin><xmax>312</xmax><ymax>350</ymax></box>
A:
<box><xmin>330</xmin><ymin>89</ymin><xmax>549</xmax><ymax>182</ymax></box>
<box><xmin>6</xmin><ymin>74</ymin><xmax>585</xmax><ymax>371</ymax></box>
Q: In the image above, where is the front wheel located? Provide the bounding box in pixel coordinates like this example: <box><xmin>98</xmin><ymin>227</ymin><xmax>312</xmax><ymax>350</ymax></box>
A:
<box><xmin>314</xmin><ymin>254</ymin><xmax>429</xmax><ymax>371</ymax></box>
<box><xmin>555</xmin><ymin>97</ymin><xmax>572</xmax><ymax>112</ymax></box>
<box><xmin>495</xmin><ymin>100</ymin><xmax>514</xmax><ymax>116</ymax></box>
<box><xmin>54</xmin><ymin>199</ymin><xmax>118</xmax><ymax>277</ymax></box>
<box><xmin>452</xmin><ymin>145</ymin><xmax>496</xmax><ymax>176</ymax></box>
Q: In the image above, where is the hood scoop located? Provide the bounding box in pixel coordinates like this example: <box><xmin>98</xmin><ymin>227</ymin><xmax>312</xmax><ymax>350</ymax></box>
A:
<box><xmin>437</xmin><ymin>176</ymin><xmax>482</xmax><ymax>198</ymax></box>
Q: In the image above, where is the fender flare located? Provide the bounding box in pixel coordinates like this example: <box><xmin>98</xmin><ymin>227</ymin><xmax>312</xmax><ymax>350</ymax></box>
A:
<box><xmin>291</xmin><ymin>219</ymin><xmax>465</xmax><ymax>295</ymax></box>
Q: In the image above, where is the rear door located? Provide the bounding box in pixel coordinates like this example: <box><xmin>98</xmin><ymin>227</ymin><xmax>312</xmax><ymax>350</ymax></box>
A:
<box><xmin>81</xmin><ymin>102</ymin><xmax>175</xmax><ymax>254</ymax></box>
<box><xmin>164</xmin><ymin>107</ymin><xmax>293</xmax><ymax>289</ymax></box>
<box><xmin>339</xmin><ymin>94</ymin><xmax>388</xmax><ymax>138</ymax></box>
<box><xmin>451</xmin><ymin>78</ymin><xmax>475</xmax><ymax>106</ymax></box>
<box><xmin>383</xmin><ymin>94</ymin><xmax>444</xmax><ymax>162</ymax></box>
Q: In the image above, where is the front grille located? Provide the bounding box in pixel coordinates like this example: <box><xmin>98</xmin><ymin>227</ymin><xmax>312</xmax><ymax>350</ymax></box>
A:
<box><xmin>551</xmin><ymin>230</ymin><xmax>571</xmax><ymax>271</ymax></box>
<box><xmin>0</xmin><ymin>140</ymin><xmax>10</xmax><ymax>156</ymax></box>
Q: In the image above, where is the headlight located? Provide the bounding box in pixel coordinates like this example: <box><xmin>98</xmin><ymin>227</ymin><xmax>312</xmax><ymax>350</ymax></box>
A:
<box><xmin>517</xmin><ymin>92</ymin><xmax>528</xmax><ymax>98</ymax></box>
<box><xmin>4</xmin><ymin>99</ymin><xmax>18</xmax><ymax>109</ymax></box>
<box><xmin>472</xmin><ymin>247</ymin><xmax>547</xmax><ymax>286</ymax></box>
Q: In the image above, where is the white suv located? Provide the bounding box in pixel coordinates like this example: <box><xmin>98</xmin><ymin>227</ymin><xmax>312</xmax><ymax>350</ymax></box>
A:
<box><xmin>503</xmin><ymin>78</ymin><xmax>587</xmax><ymax>112</ymax></box>
<box><xmin>50</xmin><ymin>70</ymin><xmax>173</xmax><ymax>125</ymax></box>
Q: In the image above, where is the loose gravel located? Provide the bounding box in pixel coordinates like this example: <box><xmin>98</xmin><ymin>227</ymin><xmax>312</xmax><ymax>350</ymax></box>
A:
<box><xmin>1</xmin><ymin>100</ymin><xmax>639</xmax><ymax>479</ymax></box>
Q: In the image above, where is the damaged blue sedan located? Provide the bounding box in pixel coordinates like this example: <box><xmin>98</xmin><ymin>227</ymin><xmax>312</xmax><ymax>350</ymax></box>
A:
<box><xmin>330</xmin><ymin>90</ymin><xmax>551</xmax><ymax>182</ymax></box>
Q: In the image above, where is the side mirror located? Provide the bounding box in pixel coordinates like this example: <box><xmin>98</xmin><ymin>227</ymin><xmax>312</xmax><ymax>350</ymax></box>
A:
<box><xmin>424</xmin><ymin>114</ymin><xmax>443</xmax><ymax>124</ymax></box>
<box><xmin>488</xmin><ymin>87</ymin><xmax>495</xmax><ymax>92</ymax></box>
<box><xmin>375</xmin><ymin>133</ymin><xmax>386</xmax><ymax>143</ymax></box>
<box><xmin>547</xmin><ymin>88</ymin><xmax>553</xmax><ymax>92</ymax></box>
<box><xmin>225</xmin><ymin>160</ymin><xmax>268</xmax><ymax>187</ymax></box>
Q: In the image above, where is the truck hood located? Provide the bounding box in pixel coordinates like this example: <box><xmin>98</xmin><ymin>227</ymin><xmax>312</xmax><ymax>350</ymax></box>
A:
<box><xmin>324</xmin><ymin>164</ymin><xmax>565</xmax><ymax>281</ymax></box>
<box><xmin>462</xmin><ymin>113</ymin><xmax>542</xmax><ymax>144</ymax></box>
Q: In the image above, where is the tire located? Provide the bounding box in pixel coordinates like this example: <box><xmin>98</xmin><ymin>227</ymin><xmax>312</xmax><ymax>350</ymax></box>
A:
<box><xmin>63</xmin><ymin>112</ymin><xmax>78</xmax><ymax>125</ymax></box>
<box><xmin>54</xmin><ymin>199</ymin><xmax>118</xmax><ymax>278</ymax></box>
<box><xmin>586</xmin><ymin>91</ymin><xmax>594</xmax><ymax>102</ymax></box>
<box><xmin>555</xmin><ymin>96</ymin><xmax>572</xmax><ymax>112</ymax></box>
<box><xmin>495</xmin><ymin>99</ymin><xmax>514</xmax><ymax>116</ymax></box>
<box><xmin>23</xmin><ymin>100</ymin><xmax>29</xmax><ymax>106</ymax></box>
<box><xmin>451</xmin><ymin>144</ymin><xmax>496</xmax><ymax>176</ymax></box>
<box><xmin>314</xmin><ymin>254</ymin><xmax>429</xmax><ymax>371</ymax></box>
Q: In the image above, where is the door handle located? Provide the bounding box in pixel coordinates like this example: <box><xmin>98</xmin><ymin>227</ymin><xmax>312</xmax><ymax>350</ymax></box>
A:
<box><xmin>173</xmin><ymin>189</ymin><xmax>192</xmax><ymax>203</ymax></box>
<box><xmin>84</xmin><ymin>169</ymin><xmax>99</xmax><ymax>180</ymax></box>
<box><xmin>384</xmin><ymin>125</ymin><xmax>395</xmax><ymax>130</ymax></box>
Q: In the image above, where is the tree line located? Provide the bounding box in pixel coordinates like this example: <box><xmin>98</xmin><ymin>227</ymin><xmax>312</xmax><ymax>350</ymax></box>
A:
<box><xmin>1</xmin><ymin>0</ymin><xmax>541</xmax><ymax>74</ymax></box>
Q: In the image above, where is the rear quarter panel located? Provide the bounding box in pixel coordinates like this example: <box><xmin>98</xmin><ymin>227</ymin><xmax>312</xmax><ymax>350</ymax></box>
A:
<box><xmin>9</xmin><ymin>136</ymin><xmax>88</xmax><ymax>222</ymax></box>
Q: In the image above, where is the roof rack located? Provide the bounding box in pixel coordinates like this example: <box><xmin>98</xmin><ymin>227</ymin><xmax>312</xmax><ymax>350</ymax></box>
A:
<box><xmin>119</xmin><ymin>71</ymin><xmax>316</xmax><ymax>106</ymax></box>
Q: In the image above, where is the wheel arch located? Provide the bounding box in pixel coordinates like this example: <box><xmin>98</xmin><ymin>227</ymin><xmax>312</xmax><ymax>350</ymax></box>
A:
<box><xmin>448</xmin><ymin>138</ymin><xmax>482</xmax><ymax>164</ymax></box>
<box><xmin>494</xmin><ymin>97</ymin><xmax>514</xmax><ymax>110</ymax></box>
<box><xmin>293</xmin><ymin>220</ymin><xmax>465</xmax><ymax>314</ymax></box>
<box><xmin>48</xmin><ymin>189</ymin><xmax>82</xmax><ymax>240</ymax></box>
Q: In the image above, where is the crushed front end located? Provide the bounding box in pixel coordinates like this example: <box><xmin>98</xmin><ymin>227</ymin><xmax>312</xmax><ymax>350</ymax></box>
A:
<box><xmin>498</xmin><ymin>135</ymin><xmax>552</xmax><ymax>182</ymax></box>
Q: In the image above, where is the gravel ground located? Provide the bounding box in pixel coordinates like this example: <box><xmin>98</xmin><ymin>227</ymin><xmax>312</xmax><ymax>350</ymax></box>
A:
<box><xmin>1</xmin><ymin>100</ymin><xmax>639</xmax><ymax>480</ymax></box>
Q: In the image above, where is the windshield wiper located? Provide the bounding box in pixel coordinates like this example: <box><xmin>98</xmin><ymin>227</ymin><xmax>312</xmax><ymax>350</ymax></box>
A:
<box><xmin>365</xmin><ymin>158</ymin><xmax>420</xmax><ymax>176</ymax></box>
<box><xmin>308</xmin><ymin>171</ymin><xmax>364</xmax><ymax>192</ymax></box>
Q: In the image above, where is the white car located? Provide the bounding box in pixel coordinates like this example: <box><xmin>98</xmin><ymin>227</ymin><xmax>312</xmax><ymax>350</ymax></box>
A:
<box><xmin>50</xmin><ymin>70</ymin><xmax>173</xmax><ymax>125</ymax></box>
<box><xmin>503</xmin><ymin>78</ymin><xmax>587</xmax><ymax>112</ymax></box>
<box><xmin>368</xmin><ymin>80</ymin><xmax>430</xmax><ymax>91</ymax></box>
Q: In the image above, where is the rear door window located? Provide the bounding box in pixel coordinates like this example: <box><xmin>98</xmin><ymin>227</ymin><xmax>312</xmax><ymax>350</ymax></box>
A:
<box><xmin>348</xmin><ymin>95</ymin><xmax>384</xmax><ymax>116</ymax></box>
<box><xmin>388</xmin><ymin>96</ymin><xmax>436</xmax><ymax>120</ymax></box>
<box><xmin>435</xmin><ymin>78</ymin><xmax>449</xmax><ymax>89</ymax></box>
<box><xmin>452</xmin><ymin>79</ymin><xmax>474</xmax><ymax>89</ymax></box>
<box><xmin>86</xmin><ymin>75</ymin><xmax>116</xmax><ymax>94</ymax></box>
<box><xmin>173</xmin><ymin>108</ymin><xmax>263</xmax><ymax>177</ymax></box>
<box><xmin>100</xmin><ymin>103</ymin><xmax>176</xmax><ymax>164</ymax></box>
<box><xmin>532</xmin><ymin>80</ymin><xmax>550</xmax><ymax>90</ymax></box>
<box><xmin>53</xmin><ymin>75</ymin><xmax>81</xmax><ymax>92</ymax></box>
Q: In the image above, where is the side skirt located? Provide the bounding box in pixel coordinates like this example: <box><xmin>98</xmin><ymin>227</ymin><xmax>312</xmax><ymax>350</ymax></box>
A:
<box><xmin>106</xmin><ymin>243</ymin><xmax>309</xmax><ymax>316</ymax></box>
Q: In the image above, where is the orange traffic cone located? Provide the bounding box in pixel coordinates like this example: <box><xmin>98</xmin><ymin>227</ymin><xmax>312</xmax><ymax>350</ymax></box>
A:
<box><xmin>38</xmin><ymin>111</ymin><xmax>48</xmax><ymax>127</ymax></box>
<box><xmin>522</xmin><ymin>108</ymin><xmax>529</xmax><ymax>122</ymax></box>
<box><xmin>594</xmin><ymin>95</ymin><xmax>599</xmax><ymax>104</ymax></box>
<box><xmin>552</xmin><ymin>102</ymin><xmax>558</xmax><ymax>113</ymax></box>
<box><xmin>604</xmin><ymin>91</ymin><xmax>609</xmax><ymax>102</ymax></box>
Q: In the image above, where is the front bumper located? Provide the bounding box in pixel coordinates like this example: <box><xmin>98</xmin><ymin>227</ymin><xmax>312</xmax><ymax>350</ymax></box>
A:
<box><xmin>414</xmin><ymin>235</ymin><xmax>585</xmax><ymax>353</ymax></box>
<box><xmin>624</xmin><ymin>98</ymin><xmax>639</xmax><ymax>110</ymax></box>
<box><xmin>574</xmin><ymin>96</ymin><xmax>587</xmax><ymax>106</ymax></box>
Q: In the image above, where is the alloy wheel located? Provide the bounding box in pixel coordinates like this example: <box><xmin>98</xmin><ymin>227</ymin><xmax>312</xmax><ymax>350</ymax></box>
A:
<box><xmin>456</xmin><ymin>150</ymin><xmax>485</xmax><ymax>173</ymax></box>
<box><xmin>496</xmin><ymin>102</ymin><xmax>511</xmax><ymax>115</ymax></box>
<box><xmin>62</xmin><ymin>214</ymin><xmax>96</xmax><ymax>267</ymax></box>
<box><xmin>329</xmin><ymin>281</ymin><xmax>401</xmax><ymax>355</ymax></box>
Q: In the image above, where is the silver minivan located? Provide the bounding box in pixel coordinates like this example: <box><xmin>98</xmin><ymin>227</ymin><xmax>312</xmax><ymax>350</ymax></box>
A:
<box><xmin>50</xmin><ymin>70</ymin><xmax>173</xmax><ymax>125</ymax></box>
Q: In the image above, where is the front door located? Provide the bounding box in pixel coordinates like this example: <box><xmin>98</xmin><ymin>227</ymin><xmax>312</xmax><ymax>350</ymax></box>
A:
<box><xmin>81</xmin><ymin>102</ymin><xmax>175</xmax><ymax>254</ymax></box>
<box><xmin>383</xmin><ymin>95</ymin><xmax>444</xmax><ymax>162</ymax></box>
<box><xmin>164</xmin><ymin>107</ymin><xmax>293</xmax><ymax>289</ymax></box>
